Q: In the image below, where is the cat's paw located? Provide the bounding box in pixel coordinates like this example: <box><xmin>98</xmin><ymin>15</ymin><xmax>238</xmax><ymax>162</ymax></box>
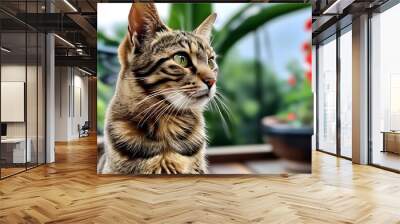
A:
<box><xmin>160</xmin><ymin>158</ymin><xmax>184</xmax><ymax>174</ymax></box>
<box><xmin>160</xmin><ymin>153</ymin><xmax>192</xmax><ymax>174</ymax></box>
<box><xmin>147</xmin><ymin>156</ymin><xmax>186</xmax><ymax>174</ymax></box>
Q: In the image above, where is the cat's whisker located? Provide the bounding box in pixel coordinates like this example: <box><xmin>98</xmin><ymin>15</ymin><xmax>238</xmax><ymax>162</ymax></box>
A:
<box><xmin>214</xmin><ymin>94</ymin><xmax>233</xmax><ymax>121</ymax></box>
<box><xmin>135</xmin><ymin>88</ymin><xmax>179</xmax><ymax>107</ymax></box>
<box><xmin>137</xmin><ymin>103</ymin><xmax>164</xmax><ymax>126</ymax></box>
<box><xmin>208</xmin><ymin>96</ymin><xmax>218</xmax><ymax>113</ymax></box>
<box><xmin>161</xmin><ymin>98</ymin><xmax>181</xmax><ymax>126</ymax></box>
<box><xmin>168</xmin><ymin>90</ymin><xmax>195</xmax><ymax>123</ymax></box>
<box><xmin>167</xmin><ymin>92</ymin><xmax>196</xmax><ymax>145</ymax></box>
<box><xmin>136</xmin><ymin>90</ymin><xmax>184</xmax><ymax>125</ymax></box>
<box><xmin>141</xmin><ymin>89</ymin><xmax>188</xmax><ymax>126</ymax></box>
<box><xmin>161</xmin><ymin>92</ymin><xmax>184</xmax><ymax>123</ymax></box>
<box><xmin>135</xmin><ymin>86</ymin><xmax>194</xmax><ymax>107</ymax></box>
<box><xmin>152</xmin><ymin>92</ymin><xmax>184</xmax><ymax>127</ymax></box>
<box><xmin>134</xmin><ymin>94</ymin><xmax>172</xmax><ymax>120</ymax></box>
<box><xmin>206</xmin><ymin>98</ymin><xmax>214</xmax><ymax>112</ymax></box>
<box><xmin>159</xmin><ymin>92</ymin><xmax>190</xmax><ymax>121</ymax></box>
<box><xmin>215</xmin><ymin>89</ymin><xmax>233</xmax><ymax>118</ymax></box>
<box><xmin>137</xmin><ymin>92</ymin><xmax>180</xmax><ymax>126</ymax></box>
<box><xmin>211</xmin><ymin>97</ymin><xmax>231</xmax><ymax>138</ymax></box>
<box><xmin>124</xmin><ymin>76</ymin><xmax>149</xmax><ymax>81</ymax></box>
<box><xmin>134</xmin><ymin>88</ymin><xmax>191</xmax><ymax>117</ymax></box>
<box><xmin>165</xmin><ymin>94</ymin><xmax>185</xmax><ymax>124</ymax></box>
<box><xmin>166</xmin><ymin>89</ymin><xmax>196</xmax><ymax>126</ymax></box>
<box><xmin>215</xmin><ymin>90</ymin><xmax>230</xmax><ymax>103</ymax></box>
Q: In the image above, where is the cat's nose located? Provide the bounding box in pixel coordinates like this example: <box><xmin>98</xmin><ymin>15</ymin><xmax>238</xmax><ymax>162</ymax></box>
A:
<box><xmin>202</xmin><ymin>78</ymin><xmax>216</xmax><ymax>89</ymax></box>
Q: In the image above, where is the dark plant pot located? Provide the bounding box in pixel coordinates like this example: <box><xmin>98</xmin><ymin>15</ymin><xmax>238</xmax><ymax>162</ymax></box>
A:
<box><xmin>262</xmin><ymin>116</ymin><xmax>312</xmax><ymax>173</ymax></box>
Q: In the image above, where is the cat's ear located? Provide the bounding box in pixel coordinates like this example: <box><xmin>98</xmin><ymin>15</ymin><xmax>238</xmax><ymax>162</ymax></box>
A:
<box><xmin>128</xmin><ymin>3</ymin><xmax>167</xmax><ymax>46</ymax></box>
<box><xmin>194</xmin><ymin>13</ymin><xmax>217</xmax><ymax>42</ymax></box>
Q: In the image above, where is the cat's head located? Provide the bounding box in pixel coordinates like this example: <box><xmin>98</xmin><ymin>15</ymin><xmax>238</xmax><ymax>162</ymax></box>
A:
<box><xmin>119</xmin><ymin>3</ymin><xmax>218</xmax><ymax>110</ymax></box>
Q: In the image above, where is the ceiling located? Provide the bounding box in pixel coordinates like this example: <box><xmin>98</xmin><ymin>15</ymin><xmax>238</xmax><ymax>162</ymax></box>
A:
<box><xmin>0</xmin><ymin>0</ymin><xmax>97</xmax><ymax>74</ymax></box>
<box><xmin>311</xmin><ymin>0</ymin><xmax>390</xmax><ymax>44</ymax></box>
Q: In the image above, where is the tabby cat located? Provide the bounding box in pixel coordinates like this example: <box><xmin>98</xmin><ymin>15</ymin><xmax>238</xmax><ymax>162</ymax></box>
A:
<box><xmin>98</xmin><ymin>3</ymin><xmax>218</xmax><ymax>174</ymax></box>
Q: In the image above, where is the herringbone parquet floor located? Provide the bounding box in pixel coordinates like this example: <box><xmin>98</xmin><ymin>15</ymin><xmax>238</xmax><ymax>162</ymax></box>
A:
<box><xmin>1</xmin><ymin>135</ymin><xmax>400</xmax><ymax>223</ymax></box>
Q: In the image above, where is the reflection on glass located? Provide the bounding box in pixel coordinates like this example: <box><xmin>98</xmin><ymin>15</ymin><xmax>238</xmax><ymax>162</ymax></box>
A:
<box><xmin>339</xmin><ymin>29</ymin><xmax>352</xmax><ymax>158</ymax></box>
<box><xmin>318</xmin><ymin>36</ymin><xmax>337</xmax><ymax>154</ymax></box>
<box><xmin>0</xmin><ymin>0</ymin><xmax>47</xmax><ymax>179</ymax></box>
<box><xmin>1</xmin><ymin>31</ymin><xmax>27</xmax><ymax>177</ymax></box>
<box><xmin>371</xmin><ymin>4</ymin><xmax>400</xmax><ymax>171</ymax></box>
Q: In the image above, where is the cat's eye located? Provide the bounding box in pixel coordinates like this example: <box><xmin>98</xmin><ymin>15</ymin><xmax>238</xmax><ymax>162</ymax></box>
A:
<box><xmin>208</xmin><ymin>58</ymin><xmax>216</xmax><ymax>70</ymax></box>
<box><xmin>173</xmin><ymin>53</ymin><xmax>189</xmax><ymax>67</ymax></box>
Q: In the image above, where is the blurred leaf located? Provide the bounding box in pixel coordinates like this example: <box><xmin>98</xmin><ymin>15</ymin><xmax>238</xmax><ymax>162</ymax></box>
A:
<box><xmin>97</xmin><ymin>30</ymin><xmax>120</xmax><ymax>46</ymax></box>
<box><xmin>168</xmin><ymin>3</ymin><xmax>213</xmax><ymax>31</ymax></box>
<box><xmin>97</xmin><ymin>98</ymin><xmax>106</xmax><ymax>134</ymax></box>
<box><xmin>242</xmin><ymin>100</ymin><xmax>259</xmax><ymax>117</ymax></box>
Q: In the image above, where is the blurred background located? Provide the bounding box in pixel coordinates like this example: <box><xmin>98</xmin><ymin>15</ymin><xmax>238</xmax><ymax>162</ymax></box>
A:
<box><xmin>98</xmin><ymin>3</ymin><xmax>312</xmax><ymax>174</ymax></box>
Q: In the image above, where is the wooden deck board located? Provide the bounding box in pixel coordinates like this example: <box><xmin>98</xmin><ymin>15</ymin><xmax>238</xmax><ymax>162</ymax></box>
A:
<box><xmin>0</xmin><ymin>135</ymin><xmax>399</xmax><ymax>223</ymax></box>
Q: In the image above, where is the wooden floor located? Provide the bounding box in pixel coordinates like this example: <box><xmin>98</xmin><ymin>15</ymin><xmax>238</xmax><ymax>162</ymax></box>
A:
<box><xmin>373</xmin><ymin>151</ymin><xmax>400</xmax><ymax>171</ymax></box>
<box><xmin>1</xmin><ymin>167</ymin><xmax>25</xmax><ymax>178</ymax></box>
<box><xmin>1</xmin><ymin>136</ymin><xmax>400</xmax><ymax>223</ymax></box>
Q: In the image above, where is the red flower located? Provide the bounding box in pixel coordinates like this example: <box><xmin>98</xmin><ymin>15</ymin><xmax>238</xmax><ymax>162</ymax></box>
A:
<box><xmin>305</xmin><ymin>70</ymin><xmax>312</xmax><ymax>82</ymax></box>
<box><xmin>288</xmin><ymin>75</ymin><xmax>296</xmax><ymax>87</ymax></box>
<box><xmin>287</xmin><ymin>112</ymin><xmax>297</xmax><ymax>121</ymax></box>
<box><xmin>302</xmin><ymin>42</ymin><xmax>310</xmax><ymax>52</ymax></box>
<box><xmin>305</xmin><ymin>52</ymin><xmax>312</xmax><ymax>65</ymax></box>
<box><xmin>305</xmin><ymin>18</ymin><xmax>312</xmax><ymax>31</ymax></box>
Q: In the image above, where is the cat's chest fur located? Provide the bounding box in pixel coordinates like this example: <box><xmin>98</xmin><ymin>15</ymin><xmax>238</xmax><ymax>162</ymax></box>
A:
<box><xmin>134</xmin><ymin>111</ymin><xmax>204</xmax><ymax>148</ymax></box>
<box><xmin>107</xmin><ymin>104</ymin><xmax>206</xmax><ymax>158</ymax></box>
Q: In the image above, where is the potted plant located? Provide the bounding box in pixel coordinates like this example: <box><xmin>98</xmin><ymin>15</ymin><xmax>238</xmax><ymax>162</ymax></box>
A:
<box><xmin>262</xmin><ymin>18</ymin><xmax>313</xmax><ymax>172</ymax></box>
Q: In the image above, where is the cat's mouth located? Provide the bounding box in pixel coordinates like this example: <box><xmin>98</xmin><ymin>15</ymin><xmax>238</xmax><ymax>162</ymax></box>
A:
<box><xmin>192</xmin><ymin>89</ymin><xmax>210</xmax><ymax>99</ymax></box>
<box><xmin>169</xmin><ymin>88</ymin><xmax>214</xmax><ymax>109</ymax></box>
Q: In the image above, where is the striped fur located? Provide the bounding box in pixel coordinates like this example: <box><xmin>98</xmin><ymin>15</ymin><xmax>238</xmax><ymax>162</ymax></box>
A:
<box><xmin>99</xmin><ymin>3</ymin><xmax>217</xmax><ymax>174</ymax></box>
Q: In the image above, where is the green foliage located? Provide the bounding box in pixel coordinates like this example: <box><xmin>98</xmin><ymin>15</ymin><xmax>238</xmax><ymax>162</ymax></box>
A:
<box><xmin>277</xmin><ymin>60</ymin><xmax>313</xmax><ymax>127</ymax></box>
<box><xmin>168</xmin><ymin>3</ymin><xmax>213</xmax><ymax>30</ymax></box>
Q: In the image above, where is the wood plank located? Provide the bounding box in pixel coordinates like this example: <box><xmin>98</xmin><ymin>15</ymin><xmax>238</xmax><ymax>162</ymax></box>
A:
<box><xmin>0</xmin><ymin>135</ymin><xmax>400</xmax><ymax>223</ymax></box>
<box><xmin>207</xmin><ymin>144</ymin><xmax>272</xmax><ymax>155</ymax></box>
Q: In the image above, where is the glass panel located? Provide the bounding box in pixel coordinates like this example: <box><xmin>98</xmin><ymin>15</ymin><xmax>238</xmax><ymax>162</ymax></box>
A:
<box><xmin>339</xmin><ymin>29</ymin><xmax>352</xmax><ymax>158</ymax></box>
<box><xmin>317</xmin><ymin>36</ymin><xmax>337</xmax><ymax>154</ymax></box>
<box><xmin>26</xmin><ymin>0</ymin><xmax>41</xmax><ymax>169</ymax></box>
<box><xmin>27</xmin><ymin>30</ymin><xmax>38</xmax><ymax>169</ymax></box>
<box><xmin>38</xmin><ymin>32</ymin><xmax>45</xmax><ymax>165</ymax></box>
<box><xmin>1</xmin><ymin>29</ymin><xmax>28</xmax><ymax>177</ymax></box>
<box><xmin>371</xmin><ymin>5</ymin><xmax>400</xmax><ymax>171</ymax></box>
<box><xmin>0</xmin><ymin>0</ymin><xmax>46</xmax><ymax>178</ymax></box>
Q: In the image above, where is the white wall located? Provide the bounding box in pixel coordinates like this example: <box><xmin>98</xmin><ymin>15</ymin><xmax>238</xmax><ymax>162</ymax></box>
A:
<box><xmin>1</xmin><ymin>65</ymin><xmax>26</xmax><ymax>138</ymax></box>
<box><xmin>55</xmin><ymin>66</ymin><xmax>68</xmax><ymax>141</ymax></box>
<box><xmin>54</xmin><ymin>67</ymin><xmax>89</xmax><ymax>141</ymax></box>
<box><xmin>1</xmin><ymin>65</ymin><xmax>34</xmax><ymax>138</ymax></box>
<box><xmin>72</xmin><ymin>73</ymin><xmax>89</xmax><ymax>138</ymax></box>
